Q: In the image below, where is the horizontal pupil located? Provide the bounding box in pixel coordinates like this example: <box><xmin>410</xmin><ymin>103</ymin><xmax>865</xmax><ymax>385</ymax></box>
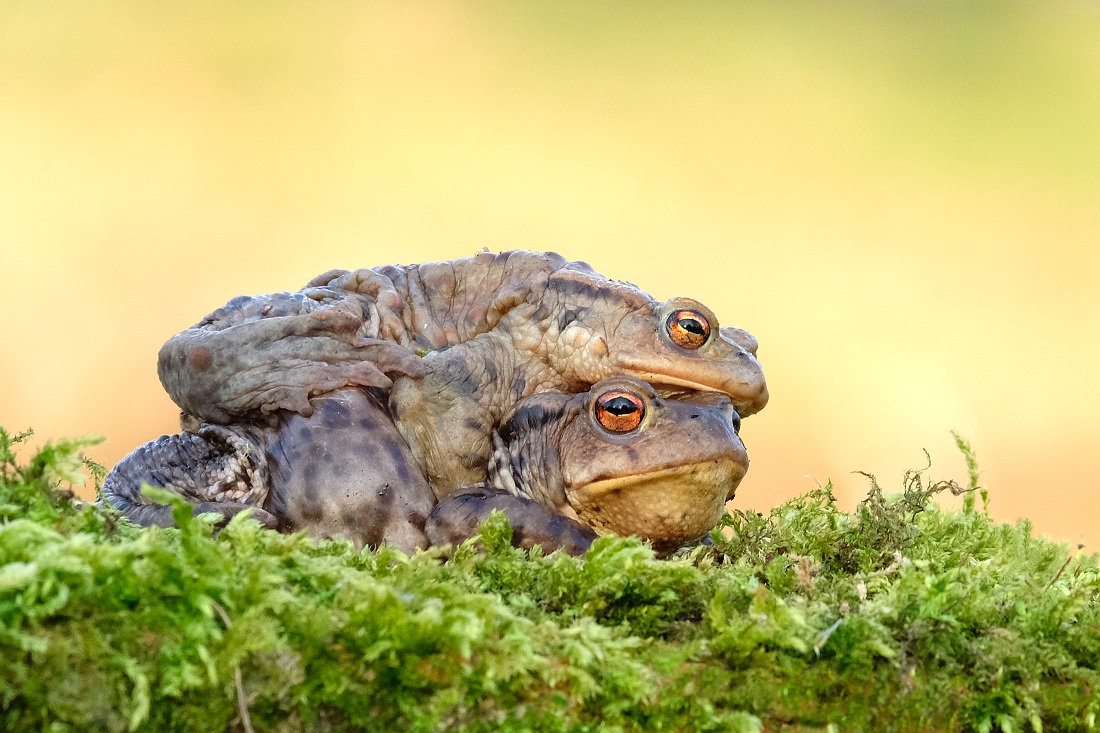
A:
<box><xmin>603</xmin><ymin>397</ymin><xmax>637</xmax><ymax>415</ymax></box>
<box><xmin>680</xmin><ymin>317</ymin><xmax>705</xmax><ymax>335</ymax></box>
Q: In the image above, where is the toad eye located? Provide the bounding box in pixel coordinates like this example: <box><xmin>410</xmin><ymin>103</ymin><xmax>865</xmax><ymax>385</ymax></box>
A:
<box><xmin>665</xmin><ymin>309</ymin><xmax>711</xmax><ymax>350</ymax></box>
<box><xmin>594</xmin><ymin>391</ymin><xmax>646</xmax><ymax>433</ymax></box>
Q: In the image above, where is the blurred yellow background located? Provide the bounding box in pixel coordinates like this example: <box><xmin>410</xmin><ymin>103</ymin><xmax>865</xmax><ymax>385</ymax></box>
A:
<box><xmin>2</xmin><ymin>2</ymin><xmax>1098</xmax><ymax>547</ymax></box>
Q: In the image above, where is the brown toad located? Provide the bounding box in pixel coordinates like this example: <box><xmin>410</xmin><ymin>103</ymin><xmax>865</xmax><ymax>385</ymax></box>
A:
<box><xmin>103</xmin><ymin>378</ymin><xmax>747</xmax><ymax>555</ymax></box>
<box><xmin>427</xmin><ymin>377</ymin><xmax>748</xmax><ymax>556</ymax></box>
<box><xmin>157</xmin><ymin>250</ymin><xmax>767</xmax><ymax>495</ymax></box>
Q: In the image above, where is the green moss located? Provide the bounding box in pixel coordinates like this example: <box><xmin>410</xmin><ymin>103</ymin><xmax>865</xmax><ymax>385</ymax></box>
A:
<box><xmin>1</xmin><ymin>426</ymin><xmax>1097</xmax><ymax>732</ymax></box>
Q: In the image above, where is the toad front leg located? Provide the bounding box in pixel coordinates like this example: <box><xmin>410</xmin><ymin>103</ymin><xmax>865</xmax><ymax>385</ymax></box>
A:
<box><xmin>425</xmin><ymin>487</ymin><xmax>597</xmax><ymax>555</ymax></box>
<box><xmin>388</xmin><ymin>334</ymin><xmax>533</xmax><ymax>495</ymax></box>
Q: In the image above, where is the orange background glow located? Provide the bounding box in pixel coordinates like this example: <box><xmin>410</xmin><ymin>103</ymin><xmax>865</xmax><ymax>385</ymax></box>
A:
<box><xmin>3</xmin><ymin>2</ymin><xmax>1098</xmax><ymax>547</ymax></box>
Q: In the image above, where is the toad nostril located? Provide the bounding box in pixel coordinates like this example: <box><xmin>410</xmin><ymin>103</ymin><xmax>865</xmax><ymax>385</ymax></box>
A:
<box><xmin>690</xmin><ymin>413</ymin><xmax>700</xmax><ymax>419</ymax></box>
<box><xmin>730</xmin><ymin>412</ymin><xmax>742</xmax><ymax>434</ymax></box>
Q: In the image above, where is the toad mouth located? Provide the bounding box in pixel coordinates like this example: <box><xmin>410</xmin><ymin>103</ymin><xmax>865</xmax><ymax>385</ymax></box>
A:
<box><xmin>572</xmin><ymin>460</ymin><xmax>743</xmax><ymax>501</ymax></box>
<box><xmin>622</xmin><ymin>371</ymin><xmax>768</xmax><ymax>414</ymax></box>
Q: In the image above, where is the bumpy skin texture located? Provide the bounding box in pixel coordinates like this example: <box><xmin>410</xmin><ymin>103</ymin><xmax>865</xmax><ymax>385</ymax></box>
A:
<box><xmin>101</xmin><ymin>424</ymin><xmax>279</xmax><ymax>530</ymax></box>
<box><xmin>426</xmin><ymin>377</ymin><xmax>748</xmax><ymax>556</ymax></box>
<box><xmin>158</xmin><ymin>250</ymin><xmax>768</xmax><ymax>495</ymax></box>
<box><xmin>104</xmin><ymin>379</ymin><xmax>747</xmax><ymax>556</ymax></box>
<box><xmin>103</xmin><ymin>388</ymin><xmax>438</xmax><ymax>553</ymax></box>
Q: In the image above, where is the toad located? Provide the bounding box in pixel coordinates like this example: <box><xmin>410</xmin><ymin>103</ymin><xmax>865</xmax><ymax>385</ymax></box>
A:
<box><xmin>426</xmin><ymin>377</ymin><xmax>748</xmax><ymax>556</ymax></box>
<box><xmin>102</xmin><ymin>378</ymin><xmax>747</xmax><ymax>555</ymax></box>
<box><xmin>157</xmin><ymin>250</ymin><xmax>767</xmax><ymax>495</ymax></box>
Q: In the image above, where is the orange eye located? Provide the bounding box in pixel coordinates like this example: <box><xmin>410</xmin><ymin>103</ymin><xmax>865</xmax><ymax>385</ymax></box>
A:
<box><xmin>666</xmin><ymin>309</ymin><xmax>710</xmax><ymax>349</ymax></box>
<box><xmin>594</xmin><ymin>391</ymin><xmax>646</xmax><ymax>433</ymax></box>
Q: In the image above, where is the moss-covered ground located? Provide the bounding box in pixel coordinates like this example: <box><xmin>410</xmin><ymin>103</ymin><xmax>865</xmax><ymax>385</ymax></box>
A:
<box><xmin>1</xmin><ymin>426</ymin><xmax>1097</xmax><ymax>732</ymax></box>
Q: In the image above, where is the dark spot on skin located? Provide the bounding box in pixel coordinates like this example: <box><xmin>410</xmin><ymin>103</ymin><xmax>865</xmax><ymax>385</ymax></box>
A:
<box><xmin>511</xmin><ymin>525</ymin><xmax>526</xmax><ymax>548</ymax></box>
<box><xmin>363</xmin><ymin>519</ymin><xmax>387</xmax><ymax>548</ymax></box>
<box><xmin>301</xmin><ymin>462</ymin><xmax>320</xmax><ymax>501</ymax></box>
<box><xmin>358</xmin><ymin>497</ymin><xmax>393</xmax><ymax>548</ymax></box>
<box><xmin>464</xmin><ymin>417</ymin><xmax>483</xmax><ymax>431</ymax></box>
<box><xmin>482</xmin><ymin>360</ymin><xmax>499</xmax><ymax>383</ymax></box>
<box><xmin>501</xmin><ymin>404</ymin><xmax>563</xmax><ymax>440</ymax></box>
<box><xmin>553</xmin><ymin>278</ymin><xmax>602</xmax><ymax>302</ymax></box>
<box><xmin>439</xmin><ymin>357</ymin><xmax>473</xmax><ymax>382</ymax></box>
<box><xmin>187</xmin><ymin>347</ymin><xmax>212</xmax><ymax>372</ymax></box>
<box><xmin>627</xmin><ymin>448</ymin><xmax>639</xmax><ymax>462</ymax></box>
<box><xmin>382</xmin><ymin>440</ymin><xmax>412</xmax><ymax>484</ymax></box>
<box><xmin>512</xmin><ymin>376</ymin><xmax>526</xmax><ymax>394</ymax></box>
<box><xmin>591</xmin><ymin>505</ymin><xmax>602</xmax><ymax>513</ymax></box>
<box><xmin>359</xmin><ymin>418</ymin><xmax>375</xmax><ymax>429</ymax></box>
<box><xmin>407</xmin><ymin>511</ymin><xmax>427</xmax><ymax>532</ymax></box>
<box><xmin>299</xmin><ymin>502</ymin><xmax>324</xmax><ymax>523</ymax></box>
<box><xmin>320</xmin><ymin>401</ymin><xmax>352</xmax><ymax>429</ymax></box>
<box><xmin>557</xmin><ymin>307</ymin><xmax>587</xmax><ymax>331</ymax></box>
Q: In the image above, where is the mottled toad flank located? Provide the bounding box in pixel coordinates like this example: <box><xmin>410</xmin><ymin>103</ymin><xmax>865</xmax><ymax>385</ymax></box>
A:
<box><xmin>104</xmin><ymin>378</ymin><xmax>747</xmax><ymax>555</ymax></box>
<box><xmin>158</xmin><ymin>250</ymin><xmax>767</xmax><ymax>493</ymax></box>
<box><xmin>104</xmin><ymin>388</ymin><xmax>437</xmax><ymax>552</ymax></box>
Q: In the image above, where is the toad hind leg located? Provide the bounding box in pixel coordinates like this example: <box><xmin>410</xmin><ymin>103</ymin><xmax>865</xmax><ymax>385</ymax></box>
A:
<box><xmin>102</xmin><ymin>425</ymin><xmax>278</xmax><ymax>529</ymax></box>
<box><xmin>426</xmin><ymin>487</ymin><xmax>597</xmax><ymax>556</ymax></box>
<box><xmin>265</xmin><ymin>388</ymin><xmax>436</xmax><ymax>554</ymax></box>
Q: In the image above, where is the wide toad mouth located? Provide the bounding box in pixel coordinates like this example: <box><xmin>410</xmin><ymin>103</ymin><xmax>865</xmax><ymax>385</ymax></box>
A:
<box><xmin>570</xmin><ymin>459</ymin><xmax>743</xmax><ymax>503</ymax></box>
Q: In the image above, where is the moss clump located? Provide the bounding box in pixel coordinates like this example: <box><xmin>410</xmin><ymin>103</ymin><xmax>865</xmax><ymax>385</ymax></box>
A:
<box><xmin>1</xmin><ymin>426</ymin><xmax>1098</xmax><ymax>732</ymax></box>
